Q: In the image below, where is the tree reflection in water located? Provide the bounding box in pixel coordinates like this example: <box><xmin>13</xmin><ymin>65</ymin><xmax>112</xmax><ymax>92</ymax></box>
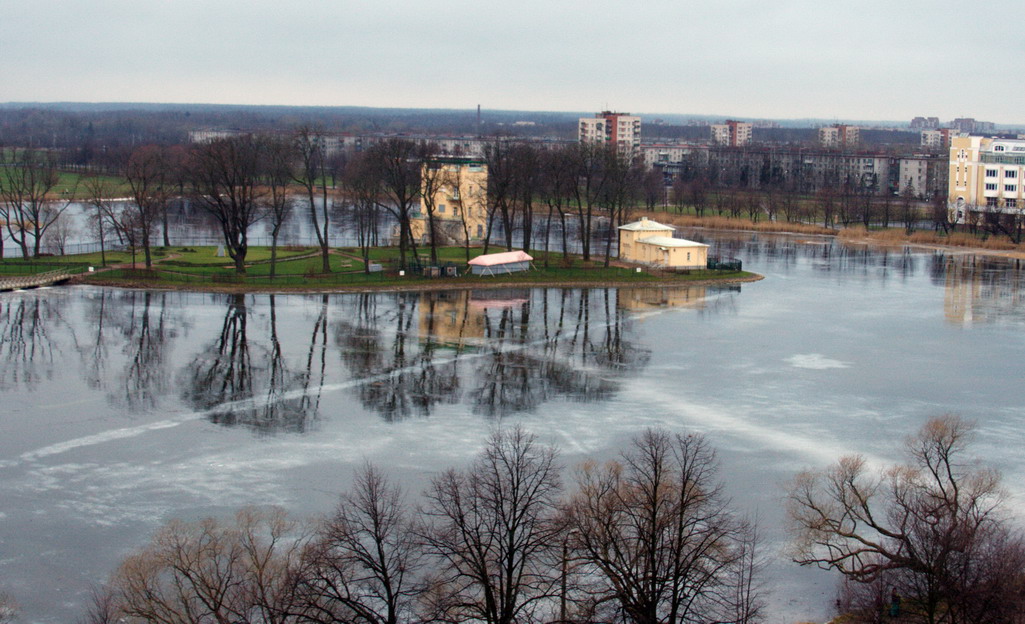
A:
<box><xmin>330</xmin><ymin>288</ymin><xmax>651</xmax><ymax>421</ymax></box>
<box><xmin>0</xmin><ymin>294</ymin><xmax>64</xmax><ymax>390</ymax></box>
<box><xmin>469</xmin><ymin>288</ymin><xmax>649</xmax><ymax>418</ymax></box>
<box><xmin>111</xmin><ymin>291</ymin><xmax>176</xmax><ymax>412</ymax></box>
<box><xmin>182</xmin><ymin>294</ymin><xmax>328</xmax><ymax>434</ymax></box>
<box><xmin>118</xmin><ymin>286</ymin><xmax>664</xmax><ymax>430</ymax></box>
<box><xmin>335</xmin><ymin>292</ymin><xmax>461</xmax><ymax>422</ymax></box>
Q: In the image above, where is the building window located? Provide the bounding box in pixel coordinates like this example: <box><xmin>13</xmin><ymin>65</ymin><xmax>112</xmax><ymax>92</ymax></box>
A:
<box><xmin>985</xmin><ymin>183</ymin><xmax>997</xmax><ymax>190</ymax></box>
<box><xmin>1007</xmin><ymin>199</ymin><xmax>1018</xmax><ymax>208</ymax></box>
<box><xmin>986</xmin><ymin>169</ymin><xmax>998</xmax><ymax>177</ymax></box>
<box><xmin>1006</xmin><ymin>170</ymin><xmax>1018</xmax><ymax>178</ymax></box>
<box><xmin>987</xmin><ymin>197</ymin><xmax>999</xmax><ymax>207</ymax></box>
<box><xmin>1005</xmin><ymin>185</ymin><xmax>1017</xmax><ymax>192</ymax></box>
<box><xmin>438</xmin><ymin>204</ymin><xmax>445</xmax><ymax>213</ymax></box>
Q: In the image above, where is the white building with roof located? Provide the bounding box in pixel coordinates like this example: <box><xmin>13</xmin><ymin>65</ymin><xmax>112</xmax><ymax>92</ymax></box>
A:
<box><xmin>618</xmin><ymin>217</ymin><xmax>708</xmax><ymax>269</ymax></box>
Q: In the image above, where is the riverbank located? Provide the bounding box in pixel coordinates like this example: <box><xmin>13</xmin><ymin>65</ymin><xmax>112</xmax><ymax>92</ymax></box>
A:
<box><xmin>638</xmin><ymin>210</ymin><xmax>1025</xmax><ymax>260</ymax></box>
<box><xmin>77</xmin><ymin>268</ymin><xmax>763</xmax><ymax>294</ymax></box>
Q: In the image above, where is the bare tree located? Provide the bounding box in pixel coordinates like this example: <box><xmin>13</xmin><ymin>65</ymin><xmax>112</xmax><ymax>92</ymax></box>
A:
<box><xmin>261</xmin><ymin>135</ymin><xmax>297</xmax><ymax>279</ymax></box>
<box><xmin>419</xmin><ymin>427</ymin><xmax>563</xmax><ymax>624</ymax></box>
<box><xmin>83</xmin><ymin>176</ymin><xmax>121</xmax><ymax>266</ymax></box>
<box><xmin>366</xmin><ymin>138</ymin><xmax>421</xmax><ymax>269</ymax></box>
<box><xmin>124</xmin><ymin>145</ymin><xmax>171</xmax><ymax>268</ymax></box>
<box><xmin>293</xmin><ymin>127</ymin><xmax>332</xmax><ymax>273</ymax></box>
<box><xmin>932</xmin><ymin>192</ymin><xmax>952</xmax><ymax>235</ymax></box>
<box><xmin>563</xmin><ymin>429</ymin><xmax>756</xmax><ymax>624</ymax></box>
<box><xmin>642</xmin><ymin>168</ymin><xmax>665</xmax><ymax>211</ymax></box>
<box><xmin>786</xmin><ymin>415</ymin><xmax>1023</xmax><ymax>624</ymax></box>
<box><xmin>900</xmin><ymin>182</ymin><xmax>918</xmax><ymax>235</ymax></box>
<box><xmin>43</xmin><ymin>212</ymin><xmax>73</xmax><ymax>255</ymax></box>
<box><xmin>0</xmin><ymin>147</ymin><xmax>72</xmax><ymax>259</ymax></box>
<box><xmin>189</xmin><ymin>135</ymin><xmax>266</xmax><ymax>274</ymax></box>
<box><xmin>106</xmin><ymin>507</ymin><xmax>312</xmax><ymax>624</ymax></box>
<box><xmin>341</xmin><ymin>153</ymin><xmax>382</xmax><ymax>273</ymax></box>
<box><xmin>512</xmin><ymin>143</ymin><xmax>541</xmax><ymax>253</ymax></box>
<box><xmin>0</xmin><ymin>591</ymin><xmax>16</xmax><ymax>624</ymax></box>
<box><xmin>569</xmin><ymin>143</ymin><xmax>611</xmax><ymax>262</ymax></box>
<box><xmin>300</xmin><ymin>463</ymin><xmax>422</xmax><ymax>624</ymax></box>
<box><xmin>483</xmin><ymin>140</ymin><xmax>517</xmax><ymax>253</ymax></box>
<box><xmin>539</xmin><ymin>146</ymin><xmax>577</xmax><ymax>265</ymax></box>
<box><xmin>419</xmin><ymin>149</ymin><xmax>447</xmax><ymax>265</ymax></box>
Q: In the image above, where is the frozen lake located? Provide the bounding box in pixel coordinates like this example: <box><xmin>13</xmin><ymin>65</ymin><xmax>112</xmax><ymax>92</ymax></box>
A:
<box><xmin>1</xmin><ymin>230</ymin><xmax>1024</xmax><ymax>622</ymax></box>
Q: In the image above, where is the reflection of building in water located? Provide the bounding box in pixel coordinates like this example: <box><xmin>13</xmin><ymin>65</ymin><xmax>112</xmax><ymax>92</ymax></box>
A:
<box><xmin>617</xmin><ymin>286</ymin><xmax>707</xmax><ymax>311</ymax></box>
<box><xmin>943</xmin><ymin>255</ymin><xmax>1025</xmax><ymax>326</ymax></box>
<box><xmin>417</xmin><ymin>290</ymin><xmax>486</xmax><ymax>348</ymax></box>
<box><xmin>419</xmin><ymin>289</ymin><xmax>537</xmax><ymax>347</ymax></box>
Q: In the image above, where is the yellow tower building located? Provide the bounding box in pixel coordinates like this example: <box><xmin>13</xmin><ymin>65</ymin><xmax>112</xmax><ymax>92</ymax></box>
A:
<box><xmin>411</xmin><ymin>157</ymin><xmax>489</xmax><ymax>245</ymax></box>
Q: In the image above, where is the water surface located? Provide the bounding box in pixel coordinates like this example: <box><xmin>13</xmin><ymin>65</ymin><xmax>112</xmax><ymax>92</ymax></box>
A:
<box><xmin>2</xmin><ymin>231</ymin><xmax>1024</xmax><ymax>623</ymax></box>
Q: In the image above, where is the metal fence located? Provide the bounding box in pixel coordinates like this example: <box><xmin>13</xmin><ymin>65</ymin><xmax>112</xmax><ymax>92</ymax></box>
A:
<box><xmin>706</xmin><ymin>256</ymin><xmax>743</xmax><ymax>271</ymax></box>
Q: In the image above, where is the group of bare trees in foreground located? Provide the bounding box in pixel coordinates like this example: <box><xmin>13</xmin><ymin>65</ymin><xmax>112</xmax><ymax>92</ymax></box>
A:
<box><xmin>68</xmin><ymin>415</ymin><xmax>1025</xmax><ymax>624</ymax></box>
<box><xmin>82</xmin><ymin>428</ymin><xmax>763</xmax><ymax>624</ymax></box>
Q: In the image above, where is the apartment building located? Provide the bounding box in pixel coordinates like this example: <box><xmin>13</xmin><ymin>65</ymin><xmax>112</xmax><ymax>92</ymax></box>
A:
<box><xmin>921</xmin><ymin>129</ymin><xmax>954</xmax><ymax>150</ymax></box>
<box><xmin>819</xmin><ymin>124</ymin><xmax>860</xmax><ymax>148</ymax></box>
<box><xmin>710</xmin><ymin>120</ymin><xmax>752</xmax><ymax>146</ymax></box>
<box><xmin>578</xmin><ymin>111</ymin><xmax>641</xmax><ymax>156</ymax></box>
<box><xmin>949</xmin><ymin>136</ymin><xmax>1025</xmax><ymax>223</ymax></box>
<box><xmin>911</xmin><ymin>117</ymin><xmax>940</xmax><ymax>129</ymax></box>
<box><xmin>641</xmin><ymin>143</ymin><xmax>700</xmax><ymax>169</ymax></box>
<box><xmin>898</xmin><ymin>157</ymin><xmax>933</xmax><ymax>198</ymax></box>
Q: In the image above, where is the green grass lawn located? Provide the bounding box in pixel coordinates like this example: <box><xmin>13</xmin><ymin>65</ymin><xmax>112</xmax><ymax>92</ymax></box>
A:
<box><xmin>50</xmin><ymin>172</ymin><xmax>132</xmax><ymax>199</ymax></box>
<box><xmin>6</xmin><ymin>244</ymin><xmax>754</xmax><ymax>288</ymax></box>
<box><xmin>157</xmin><ymin>246</ymin><xmax>317</xmax><ymax>267</ymax></box>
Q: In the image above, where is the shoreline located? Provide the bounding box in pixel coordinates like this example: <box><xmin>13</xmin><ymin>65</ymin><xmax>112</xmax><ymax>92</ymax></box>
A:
<box><xmin>75</xmin><ymin>272</ymin><xmax>765</xmax><ymax>295</ymax></box>
<box><xmin>50</xmin><ymin>224</ymin><xmax>1025</xmax><ymax>295</ymax></box>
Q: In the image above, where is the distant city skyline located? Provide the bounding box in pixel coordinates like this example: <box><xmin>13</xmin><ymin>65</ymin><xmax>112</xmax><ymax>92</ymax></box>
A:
<box><xmin>6</xmin><ymin>0</ymin><xmax>1024</xmax><ymax>125</ymax></box>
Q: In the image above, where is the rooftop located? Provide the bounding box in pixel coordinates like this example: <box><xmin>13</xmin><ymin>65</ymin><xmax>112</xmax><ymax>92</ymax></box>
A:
<box><xmin>618</xmin><ymin>217</ymin><xmax>675</xmax><ymax>232</ymax></box>
<box><xmin>636</xmin><ymin>235</ymin><xmax>708</xmax><ymax>248</ymax></box>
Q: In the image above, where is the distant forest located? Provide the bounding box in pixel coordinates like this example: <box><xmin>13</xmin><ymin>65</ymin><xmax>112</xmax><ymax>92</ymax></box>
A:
<box><xmin>0</xmin><ymin>103</ymin><xmax>922</xmax><ymax>153</ymax></box>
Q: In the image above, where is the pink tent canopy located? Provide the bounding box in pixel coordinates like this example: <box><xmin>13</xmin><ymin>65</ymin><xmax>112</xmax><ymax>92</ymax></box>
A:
<box><xmin>467</xmin><ymin>251</ymin><xmax>534</xmax><ymax>266</ymax></box>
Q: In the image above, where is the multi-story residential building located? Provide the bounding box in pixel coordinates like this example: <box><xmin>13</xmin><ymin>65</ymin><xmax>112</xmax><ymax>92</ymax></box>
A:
<box><xmin>897</xmin><ymin>156</ymin><xmax>946</xmax><ymax>198</ymax></box>
<box><xmin>921</xmin><ymin>128</ymin><xmax>954</xmax><ymax>150</ymax></box>
<box><xmin>911</xmin><ymin>117</ymin><xmax>940</xmax><ymax>129</ymax></box>
<box><xmin>700</xmin><ymin>145</ymin><xmax>899</xmax><ymax>194</ymax></box>
<box><xmin>710</xmin><ymin>120</ymin><xmax>752</xmax><ymax>146</ymax></box>
<box><xmin>819</xmin><ymin>124</ymin><xmax>860</xmax><ymax>148</ymax></box>
<box><xmin>410</xmin><ymin>157</ymin><xmax>489</xmax><ymax>245</ymax></box>
<box><xmin>949</xmin><ymin>135</ymin><xmax>1025</xmax><ymax>223</ymax></box>
<box><xmin>641</xmin><ymin>143</ymin><xmax>700</xmax><ymax>169</ymax></box>
<box><xmin>578</xmin><ymin>111</ymin><xmax>641</xmax><ymax>157</ymax></box>
<box><xmin>950</xmin><ymin>118</ymin><xmax>995</xmax><ymax>134</ymax></box>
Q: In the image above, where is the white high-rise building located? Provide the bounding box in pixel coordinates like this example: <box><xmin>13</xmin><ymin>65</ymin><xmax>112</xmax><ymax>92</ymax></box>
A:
<box><xmin>578</xmin><ymin>111</ymin><xmax>641</xmax><ymax>157</ymax></box>
<box><xmin>710</xmin><ymin>120</ymin><xmax>752</xmax><ymax>146</ymax></box>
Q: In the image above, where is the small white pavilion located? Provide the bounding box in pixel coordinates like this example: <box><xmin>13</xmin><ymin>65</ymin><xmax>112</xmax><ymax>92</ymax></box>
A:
<box><xmin>618</xmin><ymin>217</ymin><xmax>708</xmax><ymax>269</ymax></box>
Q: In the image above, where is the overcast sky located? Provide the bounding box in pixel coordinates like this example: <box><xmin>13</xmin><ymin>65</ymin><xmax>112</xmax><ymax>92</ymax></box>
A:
<box><xmin>5</xmin><ymin>0</ymin><xmax>1023</xmax><ymax>124</ymax></box>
